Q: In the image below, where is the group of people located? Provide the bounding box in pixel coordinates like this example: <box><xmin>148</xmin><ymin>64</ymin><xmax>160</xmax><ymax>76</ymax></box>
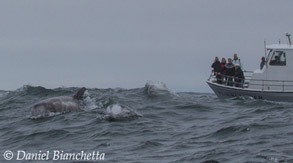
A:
<box><xmin>211</xmin><ymin>53</ymin><xmax>245</xmax><ymax>87</ymax></box>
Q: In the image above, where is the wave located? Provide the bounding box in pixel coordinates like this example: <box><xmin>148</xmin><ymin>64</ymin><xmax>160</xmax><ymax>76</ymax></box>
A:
<box><xmin>2</xmin><ymin>82</ymin><xmax>176</xmax><ymax>105</ymax></box>
<box><xmin>144</xmin><ymin>81</ymin><xmax>175</xmax><ymax>97</ymax></box>
<box><xmin>1</xmin><ymin>83</ymin><xmax>293</xmax><ymax>162</ymax></box>
<box><xmin>130</xmin><ymin>140</ymin><xmax>164</xmax><ymax>152</ymax></box>
<box><xmin>80</xmin><ymin>90</ymin><xmax>98</xmax><ymax>111</ymax></box>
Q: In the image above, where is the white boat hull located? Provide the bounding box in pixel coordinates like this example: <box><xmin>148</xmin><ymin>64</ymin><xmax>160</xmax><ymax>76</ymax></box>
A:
<box><xmin>207</xmin><ymin>81</ymin><xmax>293</xmax><ymax>102</ymax></box>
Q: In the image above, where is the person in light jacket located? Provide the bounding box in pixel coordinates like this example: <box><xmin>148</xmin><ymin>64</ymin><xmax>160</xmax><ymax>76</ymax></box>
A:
<box><xmin>232</xmin><ymin>53</ymin><xmax>241</xmax><ymax>68</ymax></box>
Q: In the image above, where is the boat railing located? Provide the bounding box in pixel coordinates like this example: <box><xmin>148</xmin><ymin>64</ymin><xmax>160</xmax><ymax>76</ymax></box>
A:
<box><xmin>208</xmin><ymin>71</ymin><xmax>293</xmax><ymax>91</ymax></box>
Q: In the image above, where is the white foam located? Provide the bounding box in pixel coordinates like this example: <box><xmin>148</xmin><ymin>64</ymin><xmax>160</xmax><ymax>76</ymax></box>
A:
<box><xmin>29</xmin><ymin>112</ymin><xmax>62</xmax><ymax>119</ymax></box>
<box><xmin>82</xmin><ymin>90</ymin><xmax>98</xmax><ymax>111</ymax></box>
<box><xmin>104</xmin><ymin>104</ymin><xmax>142</xmax><ymax>120</ymax></box>
<box><xmin>145</xmin><ymin>80</ymin><xmax>178</xmax><ymax>96</ymax></box>
<box><xmin>146</xmin><ymin>81</ymin><xmax>168</xmax><ymax>91</ymax></box>
<box><xmin>107</xmin><ymin>104</ymin><xmax>124</xmax><ymax>115</ymax></box>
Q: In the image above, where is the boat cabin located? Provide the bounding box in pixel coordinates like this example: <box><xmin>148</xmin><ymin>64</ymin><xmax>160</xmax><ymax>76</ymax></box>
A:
<box><xmin>248</xmin><ymin>44</ymin><xmax>293</xmax><ymax>91</ymax></box>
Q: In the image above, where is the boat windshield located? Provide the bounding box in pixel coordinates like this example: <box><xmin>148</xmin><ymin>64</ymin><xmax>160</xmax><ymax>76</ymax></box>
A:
<box><xmin>269</xmin><ymin>50</ymin><xmax>286</xmax><ymax>66</ymax></box>
<box><xmin>266</xmin><ymin>49</ymin><xmax>273</xmax><ymax>61</ymax></box>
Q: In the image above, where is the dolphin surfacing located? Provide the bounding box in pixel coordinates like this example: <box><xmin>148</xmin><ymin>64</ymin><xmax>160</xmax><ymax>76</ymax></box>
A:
<box><xmin>103</xmin><ymin>104</ymin><xmax>142</xmax><ymax>120</ymax></box>
<box><xmin>31</xmin><ymin>87</ymin><xmax>86</xmax><ymax>117</ymax></box>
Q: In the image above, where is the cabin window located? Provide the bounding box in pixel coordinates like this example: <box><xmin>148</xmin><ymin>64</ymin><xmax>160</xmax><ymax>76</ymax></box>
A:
<box><xmin>269</xmin><ymin>51</ymin><xmax>286</xmax><ymax>66</ymax></box>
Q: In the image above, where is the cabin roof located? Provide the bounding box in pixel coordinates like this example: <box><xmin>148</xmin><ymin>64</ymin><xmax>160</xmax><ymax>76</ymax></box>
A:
<box><xmin>266</xmin><ymin>44</ymin><xmax>293</xmax><ymax>50</ymax></box>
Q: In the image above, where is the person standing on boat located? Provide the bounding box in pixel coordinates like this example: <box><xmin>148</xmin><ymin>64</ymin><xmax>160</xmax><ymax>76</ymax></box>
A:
<box><xmin>234</xmin><ymin>63</ymin><xmax>245</xmax><ymax>87</ymax></box>
<box><xmin>270</xmin><ymin>56</ymin><xmax>281</xmax><ymax>65</ymax></box>
<box><xmin>260</xmin><ymin>56</ymin><xmax>266</xmax><ymax>70</ymax></box>
<box><xmin>211</xmin><ymin>57</ymin><xmax>222</xmax><ymax>84</ymax></box>
<box><xmin>232</xmin><ymin>53</ymin><xmax>242</xmax><ymax>68</ymax></box>
<box><xmin>220</xmin><ymin>58</ymin><xmax>227</xmax><ymax>82</ymax></box>
<box><xmin>225</xmin><ymin>58</ymin><xmax>235</xmax><ymax>86</ymax></box>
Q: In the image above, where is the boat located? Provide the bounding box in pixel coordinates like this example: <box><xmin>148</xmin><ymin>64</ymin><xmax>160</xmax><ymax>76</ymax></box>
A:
<box><xmin>207</xmin><ymin>33</ymin><xmax>293</xmax><ymax>102</ymax></box>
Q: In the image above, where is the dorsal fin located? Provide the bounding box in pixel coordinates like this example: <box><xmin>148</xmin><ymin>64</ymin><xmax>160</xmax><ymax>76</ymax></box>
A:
<box><xmin>73</xmin><ymin>87</ymin><xmax>86</xmax><ymax>100</ymax></box>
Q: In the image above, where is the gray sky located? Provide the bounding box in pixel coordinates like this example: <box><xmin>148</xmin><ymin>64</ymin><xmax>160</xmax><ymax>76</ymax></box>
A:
<box><xmin>0</xmin><ymin>0</ymin><xmax>292</xmax><ymax>92</ymax></box>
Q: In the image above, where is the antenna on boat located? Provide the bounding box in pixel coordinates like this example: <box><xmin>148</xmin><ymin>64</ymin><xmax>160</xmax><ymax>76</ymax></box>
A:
<box><xmin>264</xmin><ymin>39</ymin><xmax>267</xmax><ymax>58</ymax></box>
<box><xmin>286</xmin><ymin>33</ymin><xmax>292</xmax><ymax>45</ymax></box>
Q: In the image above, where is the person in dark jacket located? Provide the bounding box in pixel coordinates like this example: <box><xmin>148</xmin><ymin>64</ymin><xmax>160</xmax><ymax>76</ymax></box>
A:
<box><xmin>211</xmin><ymin>57</ymin><xmax>222</xmax><ymax>84</ymax></box>
<box><xmin>225</xmin><ymin>58</ymin><xmax>235</xmax><ymax>86</ymax></box>
<box><xmin>234</xmin><ymin>63</ymin><xmax>245</xmax><ymax>87</ymax></box>
<box><xmin>220</xmin><ymin>58</ymin><xmax>227</xmax><ymax>82</ymax></box>
<box><xmin>260</xmin><ymin>56</ymin><xmax>265</xmax><ymax>70</ymax></box>
<box><xmin>270</xmin><ymin>56</ymin><xmax>281</xmax><ymax>65</ymax></box>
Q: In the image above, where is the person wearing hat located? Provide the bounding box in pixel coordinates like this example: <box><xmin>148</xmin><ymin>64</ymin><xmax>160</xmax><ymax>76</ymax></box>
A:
<box><xmin>225</xmin><ymin>58</ymin><xmax>235</xmax><ymax>86</ymax></box>
<box><xmin>234</xmin><ymin>63</ymin><xmax>245</xmax><ymax>87</ymax></box>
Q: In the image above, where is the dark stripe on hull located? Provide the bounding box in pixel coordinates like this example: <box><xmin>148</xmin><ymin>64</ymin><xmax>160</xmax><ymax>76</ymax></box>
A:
<box><xmin>207</xmin><ymin>81</ymin><xmax>293</xmax><ymax>102</ymax></box>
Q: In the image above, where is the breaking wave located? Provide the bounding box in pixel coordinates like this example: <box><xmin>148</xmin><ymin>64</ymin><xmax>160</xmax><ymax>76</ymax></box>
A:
<box><xmin>0</xmin><ymin>84</ymin><xmax>292</xmax><ymax>162</ymax></box>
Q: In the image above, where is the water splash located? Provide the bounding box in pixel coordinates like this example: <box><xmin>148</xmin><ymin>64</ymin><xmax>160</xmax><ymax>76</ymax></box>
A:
<box><xmin>145</xmin><ymin>81</ymin><xmax>176</xmax><ymax>96</ymax></box>
<box><xmin>82</xmin><ymin>90</ymin><xmax>98</xmax><ymax>111</ymax></box>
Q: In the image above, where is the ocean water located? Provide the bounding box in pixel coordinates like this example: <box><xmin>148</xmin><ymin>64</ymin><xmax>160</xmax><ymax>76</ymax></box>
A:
<box><xmin>0</xmin><ymin>84</ymin><xmax>293</xmax><ymax>163</ymax></box>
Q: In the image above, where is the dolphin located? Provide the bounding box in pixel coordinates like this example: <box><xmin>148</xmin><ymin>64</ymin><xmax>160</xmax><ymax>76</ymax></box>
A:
<box><xmin>31</xmin><ymin>87</ymin><xmax>86</xmax><ymax>117</ymax></box>
<box><xmin>104</xmin><ymin>104</ymin><xmax>142</xmax><ymax>120</ymax></box>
